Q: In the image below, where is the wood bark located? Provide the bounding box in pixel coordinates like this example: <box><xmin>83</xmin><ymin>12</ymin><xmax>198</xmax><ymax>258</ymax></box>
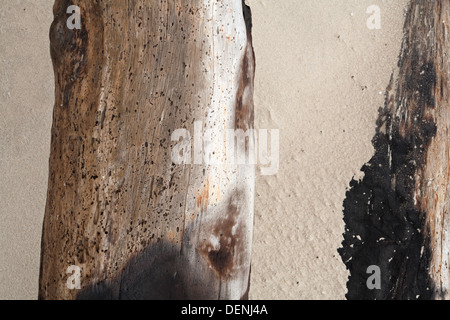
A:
<box><xmin>39</xmin><ymin>0</ymin><xmax>255</xmax><ymax>300</ymax></box>
<box><xmin>340</xmin><ymin>0</ymin><xmax>450</xmax><ymax>299</ymax></box>
<box><xmin>413</xmin><ymin>0</ymin><xmax>450</xmax><ymax>299</ymax></box>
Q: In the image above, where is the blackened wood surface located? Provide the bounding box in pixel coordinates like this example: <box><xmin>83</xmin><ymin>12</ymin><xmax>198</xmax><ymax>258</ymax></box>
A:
<box><xmin>340</xmin><ymin>0</ymin><xmax>449</xmax><ymax>299</ymax></box>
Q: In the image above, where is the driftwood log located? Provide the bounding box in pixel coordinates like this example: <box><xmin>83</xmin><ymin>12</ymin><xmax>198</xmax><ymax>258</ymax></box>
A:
<box><xmin>340</xmin><ymin>0</ymin><xmax>450</xmax><ymax>299</ymax></box>
<box><xmin>39</xmin><ymin>0</ymin><xmax>255</xmax><ymax>300</ymax></box>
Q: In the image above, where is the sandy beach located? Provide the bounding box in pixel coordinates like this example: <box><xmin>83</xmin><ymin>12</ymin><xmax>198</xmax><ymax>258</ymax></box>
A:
<box><xmin>0</xmin><ymin>0</ymin><xmax>409</xmax><ymax>299</ymax></box>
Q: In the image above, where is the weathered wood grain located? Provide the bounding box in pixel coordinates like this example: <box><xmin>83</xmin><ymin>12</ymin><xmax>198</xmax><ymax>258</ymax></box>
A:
<box><xmin>414</xmin><ymin>0</ymin><xmax>450</xmax><ymax>299</ymax></box>
<box><xmin>39</xmin><ymin>0</ymin><xmax>255</xmax><ymax>300</ymax></box>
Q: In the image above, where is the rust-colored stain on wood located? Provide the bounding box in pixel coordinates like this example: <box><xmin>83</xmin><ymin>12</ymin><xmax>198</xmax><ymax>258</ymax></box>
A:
<box><xmin>194</xmin><ymin>178</ymin><xmax>210</xmax><ymax>213</ymax></box>
<box><xmin>199</xmin><ymin>190</ymin><xmax>245</xmax><ymax>278</ymax></box>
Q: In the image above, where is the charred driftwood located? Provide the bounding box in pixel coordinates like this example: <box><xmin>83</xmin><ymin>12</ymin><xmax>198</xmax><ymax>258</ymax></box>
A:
<box><xmin>339</xmin><ymin>0</ymin><xmax>449</xmax><ymax>299</ymax></box>
<box><xmin>39</xmin><ymin>0</ymin><xmax>255</xmax><ymax>300</ymax></box>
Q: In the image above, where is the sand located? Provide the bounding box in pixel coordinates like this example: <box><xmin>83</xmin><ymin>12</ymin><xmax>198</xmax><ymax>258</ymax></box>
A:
<box><xmin>0</xmin><ymin>0</ymin><xmax>408</xmax><ymax>299</ymax></box>
<box><xmin>0</xmin><ymin>0</ymin><xmax>54</xmax><ymax>299</ymax></box>
<box><xmin>248</xmin><ymin>0</ymin><xmax>409</xmax><ymax>299</ymax></box>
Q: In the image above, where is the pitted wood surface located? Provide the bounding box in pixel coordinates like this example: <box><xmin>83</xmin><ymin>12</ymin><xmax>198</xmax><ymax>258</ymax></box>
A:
<box><xmin>39</xmin><ymin>0</ymin><xmax>255</xmax><ymax>300</ymax></box>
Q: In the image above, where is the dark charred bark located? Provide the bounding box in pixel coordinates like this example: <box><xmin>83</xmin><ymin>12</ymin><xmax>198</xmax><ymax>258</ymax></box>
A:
<box><xmin>339</xmin><ymin>0</ymin><xmax>450</xmax><ymax>300</ymax></box>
